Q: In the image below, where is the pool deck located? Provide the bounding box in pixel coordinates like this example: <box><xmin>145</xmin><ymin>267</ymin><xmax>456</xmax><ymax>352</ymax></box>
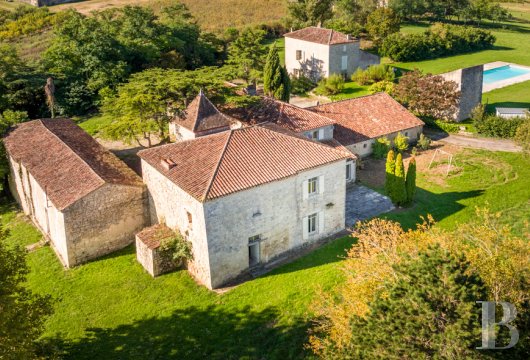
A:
<box><xmin>482</xmin><ymin>61</ymin><xmax>530</xmax><ymax>93</ymax></box>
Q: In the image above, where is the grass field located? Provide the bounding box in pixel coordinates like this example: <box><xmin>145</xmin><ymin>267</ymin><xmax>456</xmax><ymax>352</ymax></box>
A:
<box><xmin>2</xmin><ymin>148</ymin><xmax>529</xmax><ymax>359</ymax></box>
<box><xmin>392</xmin><ymin>3</ymin><xmax>530</xmax><ymax>74</ymax></box>
<box><xmin>482</xmin><ymin>79</ymin><xmax>530</xmax><ymax>111</ymax></box>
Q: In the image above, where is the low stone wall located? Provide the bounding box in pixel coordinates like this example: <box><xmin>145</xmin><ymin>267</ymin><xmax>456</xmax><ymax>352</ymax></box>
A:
<box><xmin>440</xmin><ymin>65</ymin><xmax>483</xmax><ymax>122</ymax></box>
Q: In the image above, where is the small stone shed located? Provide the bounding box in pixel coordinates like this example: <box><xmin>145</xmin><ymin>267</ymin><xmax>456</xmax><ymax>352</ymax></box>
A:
<box><xmin>3</xmin><ymin>118</ymin><xmax>146</xmax><ymax>267</ymax></box>
<box><xmin>136</xmin><ymin>224</ymin><xmax>179</xmax><ymax>277</ymax></box>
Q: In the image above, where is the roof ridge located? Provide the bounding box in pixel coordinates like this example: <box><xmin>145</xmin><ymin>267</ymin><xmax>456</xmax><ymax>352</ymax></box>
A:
<box><xmin>258</xmin><ymin>124</ymin><xmax>353</xmax><ymax>159</ymax></box>
<box><xmin>39</xmin><ymin>119</ymin><xmax>105</xmax><ymax>187</ymax></box>
<box><xmin>202</xmin><ymin>130</ymin><xmax>233</xmax><ymax>201</ymax></box>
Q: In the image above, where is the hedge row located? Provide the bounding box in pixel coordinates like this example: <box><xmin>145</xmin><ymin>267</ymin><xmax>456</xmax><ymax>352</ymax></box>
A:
<box><xmin>474</xmin><ymin>115</ymin><xmax>525</xmax><ymax>138</ymax></box>
<box><xmin>380</xmin><ymin>23</ymin><xmax>495</xmax><ymax>62</ymax></box>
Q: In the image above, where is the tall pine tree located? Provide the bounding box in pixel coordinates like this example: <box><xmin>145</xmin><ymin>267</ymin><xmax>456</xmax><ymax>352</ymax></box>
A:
<box><xmin>405</xmin><ymin>157</ymin><xmax>416</xmax><ymax>205</ymax></box>
<box><xmin>385</xmin><ymin>149</ymin><xmax>396</xmax><ymax>196</ymax></box>
<box><xmin>263</xmin><ymin>46</ymin><xmax>290</xmax><ymax>101</ymax></box>
<box><xmin>394</xmin><ymin>152</ymin><xmax>407</xmax><ymax>206</ymax></box>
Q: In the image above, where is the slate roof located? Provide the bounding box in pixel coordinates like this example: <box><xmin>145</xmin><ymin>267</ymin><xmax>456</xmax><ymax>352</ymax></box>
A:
<box><xmin>310</xmin><ymin>93</ymin><xmax>425</xmax><ymax>145</ymax></box>
<box><xmin>226</xmin><ymin>97</ymin><xmax>335</xmax><ymax>132</ymax></box>
<box><xmin>174</xmin><ymin>90</ymin><xmax>231</xmax><ymax>133</ymax></box>
<box><xmin>138</xmin><ymin>125</ymin><xmax>351</xmax><ymax>202</ymax></box>
<box><xmin>284</xmin><ymin>27</ymin><xmax>358</xmax><ymax>45</ymax></box>
<box><xmin>3</xmin><ymin>118</ymin><xmax>143</xmax><ymax>210</ymax></box>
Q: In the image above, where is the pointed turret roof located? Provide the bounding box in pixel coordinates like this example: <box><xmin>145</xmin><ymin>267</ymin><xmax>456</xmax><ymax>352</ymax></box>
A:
<box><xmin>177</xmin><ymin>90</ymin><xmax>231</xmax><ymax>133</ymax></box>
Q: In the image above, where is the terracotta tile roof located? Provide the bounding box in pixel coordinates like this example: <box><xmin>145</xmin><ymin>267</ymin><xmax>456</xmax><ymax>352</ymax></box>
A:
<box><xmin>173</xmin><ymin>90</ymin><xmax>231</xmax><ymax>133</ymax></box>
<box><xmin>138</xmin><ymin>125</ymin><xmax>350</xmax><ymax>202</ymax></box>
<box><xmin>310</xmin><ymin>93</ymin><xmax>425</xmax><ymax>145</ymax></box>
<box><xmin>3</xmin><ymin>118</ymin><xmax>143</xmax><ymax>210</ymax></box>
<box><xmin>136</xmin><ymin>223</ymin><xmax>175</xmax><ymax>250</ymax></box>
<box><xmin>226</xmin><ymin>97</ymin><xmax>335</xmax><ymax>132</ymax></box>
<box><xmin>284</xmin><ymin>27</ymin><xmax>358</xmax><ymax>45</ymax></box>
<box><xmin>320</xmin><ymin>139</ymin><xmax>353</xmax><ymax>155</ymax></box>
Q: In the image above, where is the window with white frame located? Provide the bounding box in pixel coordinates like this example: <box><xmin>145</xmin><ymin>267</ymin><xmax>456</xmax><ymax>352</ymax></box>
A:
<box><xmin>308</xmin><ymin>213</ymin><xmax>317</xmax><ymax>234</ymax></box>
<box><xmin>308</xmin><ymin>177</ymin><xmax>318</xmax><ymax>195</ymax></box>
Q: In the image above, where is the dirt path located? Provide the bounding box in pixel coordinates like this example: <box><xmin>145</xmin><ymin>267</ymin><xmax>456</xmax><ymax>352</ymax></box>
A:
<box><xmin>426</xmin><ymin>131</ymin><xmax>522</xmax><ymax>153</ymax></box>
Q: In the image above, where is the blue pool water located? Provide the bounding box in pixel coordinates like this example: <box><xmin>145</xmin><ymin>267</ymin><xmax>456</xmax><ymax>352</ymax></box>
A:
<box><xmin>483</xmin><ymin>65</ymin><xmax>530</xmax><ymax>84</ymax></box>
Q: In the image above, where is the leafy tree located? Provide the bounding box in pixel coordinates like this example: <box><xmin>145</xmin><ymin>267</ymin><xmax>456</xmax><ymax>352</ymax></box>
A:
<box><xmin>342</xmin><ymin>245</ymin><xmax>487</xmax><ymax>359</ymax></box>
<box><xmin>101</xmin><ymin>67</ymin><xmax>236</xmax><ymax>147</ymax></box>
<box><xmin>405</xmin><ymin>156</ymin><xmax>416</xmax><ymax>204</ymax></box>
<box><xmin>366</xmin><ymin>8</ymin><xmax>401</xmax><ymax>46</ymax></box>
<box><xmin>372</xmin><ymin>136</ymin><xmax>390</xmax><ymax>159</ymax></box>
<box><xmin>263</xmin><ymin>46</ymin><xmax>290</xmax><ymax>101</ymax></box>
<box><xmin>393</xmin><ymin>132</ymin><xmax>409</xmax><ymax>152</ymax></box>
<box><xmin>384</xmin><ymin>149</ymin><xmax>396</xmax><ymax>195</ymax></box>
<box><xmin>514</xmin><ymin>117</ymin><xmax>530</xmax><ymax>153</ymax></box>
<box><xmin>227</xmin><ymin>28</ymin><xmax>267</xmax><ymax>85</ymax></box>
<box><xmin>0</xmin><ymin>226</ymin><xmax>53</xmax><ymax>358</ymax></box>
<box><xmin>394</xmin><ymin>69</ymin><xmax>460</xmax><ymax>120</ymax></box>
<box><xmin>333</xmin><ymin>0</ymin><xmax>379</xmax><ymax>27</ymax></box>
<box><xmin>417</xmin><ymin>133</ymin><xmax>431</xmax><ymax>150</ymax></box>
<box><xmin>288</xmin><ymin>0</ymin><xmax>334</xmax><ymax>28</ymax></box>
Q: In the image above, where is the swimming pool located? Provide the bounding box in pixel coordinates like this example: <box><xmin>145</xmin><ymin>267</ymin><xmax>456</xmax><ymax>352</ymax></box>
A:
<box><xmin>483</xmin><ymin>65</ymin><xmax>530</xmax><ymax>84</ymax></box>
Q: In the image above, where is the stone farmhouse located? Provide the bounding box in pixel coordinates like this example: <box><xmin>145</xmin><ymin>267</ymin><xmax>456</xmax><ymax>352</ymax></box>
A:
<box><xmin>3</xmin><ymin>92</ymin><xmax>423</xmax><ymax>290</ymax></box>
<box><xmin>3</xmin><ymin>119</ymin><xmax>146</xmax><ymax>267</ymax></box>
<box><xmin>284</xmin><ymin>26</ymin><xmax>380</xmax><ymax>80</ymax></box>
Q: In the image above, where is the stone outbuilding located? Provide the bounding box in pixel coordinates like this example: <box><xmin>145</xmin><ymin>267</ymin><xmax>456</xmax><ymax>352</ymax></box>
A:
<box><xmin>169</xmin><ymin>90</ymin><xmax>236</xmax><ymax>142</ymax></box>
<box><xmin>310</xmin><ymin>93</ymin><xmax>425</xmax><ymax>157</ymax></box>
<box><xmin>136</xmin><ymin>223</ymin><xmax>179</xmax><ymax>277</ymax></box>
<box><xmin>138</xmin><ymin>124</ymin><xmax>353</xmax><ymax>289</ymax></box>
<box><xmin>284</xmin><ymin>26</ymin><xmax>380</xmax><ymax>80</ymax></box>
<box><xmin>3</xmin><ymin>118</ymin><xmax>146</xmax><ymax>267</ymax></box>
<box><xmin>439</xmin><ymin>65</ymin><xmax>484</xmax><ymax>121</ymax></box>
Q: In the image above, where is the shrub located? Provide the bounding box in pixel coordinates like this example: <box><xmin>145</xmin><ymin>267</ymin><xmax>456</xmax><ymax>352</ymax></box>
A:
<box><xmin>393</xmin><ymin>132</ymin><xmax>409</xmax><ymax>152</ymax></box>
<box><xmin>314</xmin><ymin>74</ymin><xmax>345</xmax><ymax>96</ymax></box>
<box><xmin>423</xmin><ymin>118</ymin><xmax>461</xmax><ymax>133</ymax></box>
<box><xmin>381</xmin><ymin>23</ymin><xmax>495</xmax><ymax>62</ymax></box>
<box><xmin>351</xmin><ymin>64</ymin><xmax>394</xmax><ymax>85</ymax></box>
<box><xmin>159</xmin><ymin>231</ymin><xmax>193</xmax><ymax>266</ymax></box>
<box><xmin>515</xmin><ymin>117</ymin><xmax>530</xmax><ymax>153</ymax></box>
<box><xmin>368</xmin><ymin>80</ymin><xmax>394</xmax><ymax>95</ymax></box>
<box><xmin>474</xmin><ymin>115</ymin><xmax>524</xmax><ymax>138</ymax></box>
<box><xmin>393</xmin><ymin>152</ymin><xmax>407</xmax><ymax>206</ymax></box>
<box><xmin>290</xmin><ymin>75</ymin><xmax>316</xmax><ymax>95</ymax></box>
<box><xmin>366</xmin><ymin>7</ymin><xmax>400</xmax><ymax>46</ymax></box>
<box><xmin>417</xmin><ymin>133</ymin><xmax>431</xmax><ymax>150</ymax></box>
<box><xmin>385</xmin><ymin>149</ymin><xmax>396</xmax><ymax>196</ymax></box>
<box><xmin>405</xmin><ymin>157</ymin><xmax>416</xmax><ymax>205</ymax></box>
<box><xmin>372</xmin><ymin>136</ymin><xmax>391</xmax><ymax>159</ymax></box>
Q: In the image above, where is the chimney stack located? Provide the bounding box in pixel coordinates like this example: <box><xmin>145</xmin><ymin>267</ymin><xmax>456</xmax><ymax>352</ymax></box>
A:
<box><xmin>161</xmin><ymin>158</ymin><xmax>176</xmax><ymax>171</ymax></box>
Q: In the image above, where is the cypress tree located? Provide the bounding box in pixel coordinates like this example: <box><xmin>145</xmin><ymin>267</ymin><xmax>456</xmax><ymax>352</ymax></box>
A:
<box><xmin>405</xmin><ymin>157</ymin><xmax>416</xmax><ymax>205</ymax></box>
<box><xmin>264</xmin><ymin>46</ymin><xmax>290</xmax><ymax>101</ymax></box>
<box><xmin>394</xmin><ymin>152</ymin><xmax>407</xmax><ymax>206</ymax></box>
<box><xmin>385</xmin><ymin>149</ymin><xmax>396</xmax><ymax>196</ymax></box>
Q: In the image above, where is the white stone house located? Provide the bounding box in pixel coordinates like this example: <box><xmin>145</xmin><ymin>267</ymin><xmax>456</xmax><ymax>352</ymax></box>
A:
<box><xmin>139</xmin><ymin>125</ymin><xmax>353</xmax><ymax>289</ymax></box>
<box><xmin>284</xmin><ymin>27</ymin><xmax>380</xmax><ymax>80</ymax></box>
<box><xmin>3</xmin><ymin>119</ymin><xmax>146</xmax><ymax>267</ymax></box>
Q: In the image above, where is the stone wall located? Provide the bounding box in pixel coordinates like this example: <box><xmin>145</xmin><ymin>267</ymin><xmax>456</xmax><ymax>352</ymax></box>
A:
<box><xmin>62</xmin><ymin>183</ymin><xmax>147</xmax><ymax>266</ymax></box>
<box><xmin>358</xmin><ymin>50</ymin><xmax>381</xmax><ymax>70</ymax></box>
<box><xmin>136</xmin><ymin>236</ymin><xmax>177</xmax><ymax>277</ymax></box>
<box><xmin>285</xmin><ymin>37</ymin><xmax>330</xmax><ymax>80</ymax></box>
<box><xmin>8</xmin><ymin>157</ymin><xmax>69</xmax><ymax>264</ymax></box>
<box><xmin>347</xmin><ymin>126</ymin><xmax>423</xmax><ymax>158</ymax></box>
<box><xmin>440</xmin><ymin>65</ymin><xmax>483</xmax><ymax>122</ymax></box>
<box><xmin>202</xmin><ymin>159</ymin><xmax>347</xmax><ymax>288</ymax></box>
<box><xmin>328</xmin><ymin>41</ymin><xmax>361</xmax><ymax>78</ymax></box>
<box><xmin>141</xmin><ymin>160</ymin><xmax>213</xmax><ymax>287</ymax></box>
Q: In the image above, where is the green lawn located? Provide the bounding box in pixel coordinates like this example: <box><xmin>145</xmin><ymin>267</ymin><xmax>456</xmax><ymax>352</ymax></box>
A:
<box><xmin>2</xmin><ymin>149</ymin><xmax>529</xmax><ymax>359</ymax></box>
<box><xmin>329</xmin><ymin>81</ymin><xmax>371</xmax><ymax>101</ymax></box>
<box><xmin>482</xmin><ymin>79</ymin><xmax>530</xmax><ymax>112</ymax></box>
<box><xmin>76</xmin><ymin>114</ymin><xmax>112</xmax><ymax>136</ymax></box>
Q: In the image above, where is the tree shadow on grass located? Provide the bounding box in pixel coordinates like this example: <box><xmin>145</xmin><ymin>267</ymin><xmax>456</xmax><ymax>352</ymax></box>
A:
<box><xmin>382</xmin><ymin>188</ymin><xmax>485</xmax><ymax>230</ymax></box>
<box><xmin>484</xmin><ymin>101</ymin><xmax>530</xmax><ymax>113</ymax></box>
<box><xmin>56</xmin><ymin>305</ymin><xmax>309</xmax><ymax>360</ymax></box>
